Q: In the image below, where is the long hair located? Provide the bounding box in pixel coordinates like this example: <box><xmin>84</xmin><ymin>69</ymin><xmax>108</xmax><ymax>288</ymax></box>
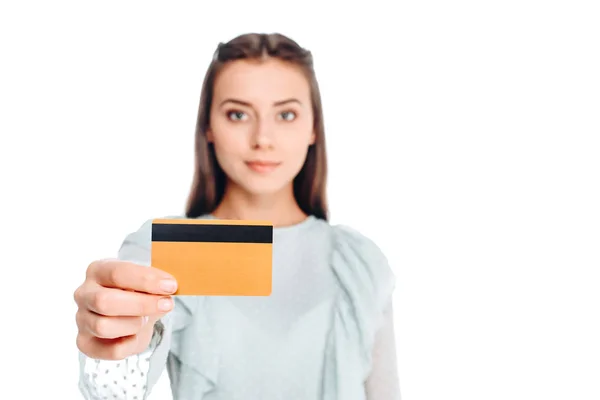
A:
<box><xmin>185</xmin><ymin>33</ymin><xmax>328</xmax><ymax>220</ymax></box>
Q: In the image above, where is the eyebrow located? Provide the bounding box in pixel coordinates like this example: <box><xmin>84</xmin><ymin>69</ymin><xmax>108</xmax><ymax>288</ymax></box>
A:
<box><xmin>219</xmin><ymin>98</ymin><xmax>302</xmax><ymax>108</ymax></box>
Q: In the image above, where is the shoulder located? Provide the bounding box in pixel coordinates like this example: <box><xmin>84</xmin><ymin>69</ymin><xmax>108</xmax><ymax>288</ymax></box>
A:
<box><xmin>327</xmin><ymin>222</ymin><xmax>396</xmax><ymax>312</ymax></box>
<box><xmin>330</xmin><ymin>224</ymin><xmax>391</xmax><ymax>269</ymax></box>
<box><xmin>120</xmin><ymin>214</ymin><xmax>188</xmax><ymax>244</ymax></box>
<box><xmin>116</xmin><ymin>214</ymin><xmax>192</xmax><ymax>262</ymax></box>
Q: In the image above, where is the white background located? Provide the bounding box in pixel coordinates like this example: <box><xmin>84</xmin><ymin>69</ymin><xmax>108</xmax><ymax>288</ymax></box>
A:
<box><xmin>1</xmin><ymin>1</ymin><xmax>599</xmax><ymax>399</ymax></box>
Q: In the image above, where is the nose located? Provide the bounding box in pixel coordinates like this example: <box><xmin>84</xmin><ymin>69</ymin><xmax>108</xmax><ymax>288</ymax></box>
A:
<box><xmin>250</xmin><ymin>119</ymin><xmax>275</xmax><ymax>149</ymax></box>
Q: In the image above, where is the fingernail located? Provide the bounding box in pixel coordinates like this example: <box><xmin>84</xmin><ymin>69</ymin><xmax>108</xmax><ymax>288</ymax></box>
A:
<box><xmin>141</xmin><ymin>316</ymin><xmax>149</xmax><ymax>325</ymax></box>
<box><xmin>159</xmin><ymin>280</ymin><xmax>177</xmax><ymax>293</ymax></box>
<box><xmin>158</xmin><ymin>298</ymin><xmax>173</xmax><ymax>311</ymax></box>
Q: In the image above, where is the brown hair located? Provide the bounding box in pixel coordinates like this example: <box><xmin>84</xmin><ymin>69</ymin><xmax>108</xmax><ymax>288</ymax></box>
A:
<box><xmin>185</xmin><ymin>33</ymin><xmax>329</xmax><ymax>220</ymax></box>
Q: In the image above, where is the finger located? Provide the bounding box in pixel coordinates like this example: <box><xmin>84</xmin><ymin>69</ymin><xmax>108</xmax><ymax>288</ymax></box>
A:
<box><xmin>86</xmin><ymin>285</ymin><xmax>174</xmax><ymax>317</ymax></box>
<box><xmin>90</xmin><ymin>259</ymin><xmax>177</xmax><ymax>295</ymax></box>
<box><xmin>76</xmin><ymin>308</ymin><xmax>146</xmax><ymax>339</ymax></box>
<box><xmin>76</xmin><ymin>332</ymin><xmax>139</xmax><ymax>361</ymax></box>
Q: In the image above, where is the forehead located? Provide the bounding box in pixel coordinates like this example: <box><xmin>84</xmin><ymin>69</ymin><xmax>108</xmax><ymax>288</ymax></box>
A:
<box><xmin>212</xmin><ymin>58</ymin><xmax>311</xmax><ymax>104</ymax></box>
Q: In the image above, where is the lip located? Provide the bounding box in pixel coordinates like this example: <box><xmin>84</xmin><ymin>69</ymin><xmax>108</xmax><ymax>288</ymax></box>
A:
<box><xmin>245</xmin><ymin>160</ymin><xmax>281</xmax><ymax>173</ymax></box>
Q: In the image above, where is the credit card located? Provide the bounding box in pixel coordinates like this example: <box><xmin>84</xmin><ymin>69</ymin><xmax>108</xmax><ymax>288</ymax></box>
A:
<box><xmin>150</xmin><ymin>218</ymin><xmax>273</xmax><ymax>296</ymax></box>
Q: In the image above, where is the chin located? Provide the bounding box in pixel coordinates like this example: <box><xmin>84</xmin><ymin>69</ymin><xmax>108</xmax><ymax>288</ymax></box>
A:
<box><xmin>228</xmin><ymin>171</ymin><xmax>292</xmax><ymax>196</ymax></box>
<box><xmin>239</xmin><ymin>180</ymin><xmax>291</xmax><ymax>197</ymax></box>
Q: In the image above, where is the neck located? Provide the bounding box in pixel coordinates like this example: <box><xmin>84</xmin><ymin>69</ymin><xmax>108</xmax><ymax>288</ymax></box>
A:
<box><xmin>212</xmin><ymin>182</ymin><xmax>308</xmax><ymax>227</ymax></box>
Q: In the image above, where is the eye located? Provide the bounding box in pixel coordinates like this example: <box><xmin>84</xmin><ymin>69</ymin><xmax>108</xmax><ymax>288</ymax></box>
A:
<box><xmin>279</xmin><ymin>111</ymin><xmax>296</xmax><ymax>121</ymax></box>
<box><xmin>227</xmin><ymin>110</ymin><xmax>248</xmax><ymax>121</ymax></box>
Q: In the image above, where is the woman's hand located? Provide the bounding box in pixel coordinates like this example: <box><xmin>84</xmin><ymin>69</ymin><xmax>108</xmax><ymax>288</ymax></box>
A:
<box><xmin>74</xmin><ymin>258</ymin><xmax>178</xmax><ymax>360</ymax></box>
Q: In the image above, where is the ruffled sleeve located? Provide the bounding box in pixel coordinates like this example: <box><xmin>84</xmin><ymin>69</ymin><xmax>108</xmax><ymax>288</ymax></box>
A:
<box><xmin>321</xmin><ymin>224</ymin><xmax>397</xmax><ymax>400</ymax></box>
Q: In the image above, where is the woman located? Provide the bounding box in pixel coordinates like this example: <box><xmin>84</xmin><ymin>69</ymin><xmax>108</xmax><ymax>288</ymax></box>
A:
<box><xmin>74</xmin><ymin>32</ymin><xmax>400</xmax><ymax>400</ymax></box>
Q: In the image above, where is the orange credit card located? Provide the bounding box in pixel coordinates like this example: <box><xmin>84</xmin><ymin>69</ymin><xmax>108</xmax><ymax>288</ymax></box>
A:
<box><xmin>150</xmin><ymin>218</ymin><xmax>273</xmax><ymax>296</ymax></box>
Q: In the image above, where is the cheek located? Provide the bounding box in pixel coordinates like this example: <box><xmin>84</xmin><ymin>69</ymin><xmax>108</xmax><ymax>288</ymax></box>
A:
<box><xmin>211</xmin><ymin>124</ymin><xmax>248</xmax><ymax>161</ymax></box>
<box><xmin>280</xmin><ymin>134</ymin><xmax>313</xmax><ymax>170</ymax></box>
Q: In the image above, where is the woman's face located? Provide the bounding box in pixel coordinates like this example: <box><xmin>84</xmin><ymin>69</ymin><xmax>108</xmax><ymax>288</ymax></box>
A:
<box><xmin>208</xmin><ymin>58</ymin><xmax>315</xmax><ymax>197</ymax></box>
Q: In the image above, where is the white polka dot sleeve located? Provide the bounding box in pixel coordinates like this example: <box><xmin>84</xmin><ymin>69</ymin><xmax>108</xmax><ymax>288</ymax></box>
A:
<box><xmin>78</xmin><ymin>323</ymin><xmax>162</xmax><ymax>400</ymax></box>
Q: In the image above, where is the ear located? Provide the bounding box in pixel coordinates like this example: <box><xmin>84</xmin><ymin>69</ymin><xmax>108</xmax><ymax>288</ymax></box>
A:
<box><xmin>309</xmin><ymin>130</ymin><xmax>316</xmax><ymax>145</ymax></box>
<box><xmin>206</xmin><ymin>128</ymin><xmax>214</xmax><ymax>143</ymax></box>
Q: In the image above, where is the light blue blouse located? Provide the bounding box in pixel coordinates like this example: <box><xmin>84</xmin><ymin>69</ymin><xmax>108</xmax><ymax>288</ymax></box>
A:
<box><xmin>79</xmin><ymin>214</ymin><xmax>399</xmax><ymax>400</ymax></box>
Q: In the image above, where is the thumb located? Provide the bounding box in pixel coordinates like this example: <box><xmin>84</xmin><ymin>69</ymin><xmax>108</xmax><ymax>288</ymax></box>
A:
<box><xmin>143</xmin><ymin>312</ymin><xmax>168</xmax><ymax>331</ymax></box>
<box><xmin>134</xmin><ymin>314</ymin><xmax>166</xmax><ymax>354</ymax></box>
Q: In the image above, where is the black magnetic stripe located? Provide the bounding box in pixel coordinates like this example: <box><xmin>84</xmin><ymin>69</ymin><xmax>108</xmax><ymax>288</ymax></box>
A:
<box><xmin>151</xmin><ymin>223</ymin><xmax>273</xmax><ymax>244</ymax></box>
